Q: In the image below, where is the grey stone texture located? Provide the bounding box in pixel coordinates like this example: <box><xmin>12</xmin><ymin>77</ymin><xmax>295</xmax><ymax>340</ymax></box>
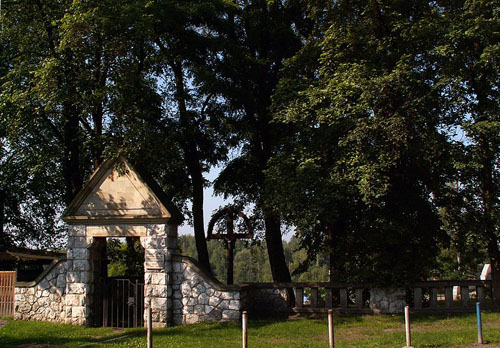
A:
<box><xmin>171</xmin><ymin>257</ymin><xmax>241</xmax><ymax>325</ymax></box>
<box><xmin>241</xmin><ymin>287</ymin><xmax>290</xmax><ymax>317</ymax></box>
<box><xmin>15</xmin><ymin>223</ymin><xmax>244</xmax><ymax>327</ymax></box>
<box><xmin>15</xmin><ymin>260</ymin><xmax>69</xmax><ymax>323</ymax></box>
<box><xmin>369</xmin><ymin>288</ymin><xmax>406</xmax><ymax>314</ymax></box>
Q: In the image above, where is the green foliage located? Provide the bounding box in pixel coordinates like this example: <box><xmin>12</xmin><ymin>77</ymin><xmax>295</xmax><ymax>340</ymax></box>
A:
<box><xmin>106</xmin><ymin>238</ymin><xmax>145</xmax><ymax>277</ymax></box>
<box><xmin>268</xmin><ymin>0</ymin><xmax>454</xmax><ymax>284</ymax></box>
<box><xmin>179</xmin><ymin>235</ymin><xmax>330</xmax><ymax>283</ymax></box>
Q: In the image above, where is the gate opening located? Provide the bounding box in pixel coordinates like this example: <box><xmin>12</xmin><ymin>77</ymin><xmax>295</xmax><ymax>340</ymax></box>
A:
<box><xmin>91</xmin><ymin>237</ymin><xmax>145</xmax><ymax>328</ymax></box>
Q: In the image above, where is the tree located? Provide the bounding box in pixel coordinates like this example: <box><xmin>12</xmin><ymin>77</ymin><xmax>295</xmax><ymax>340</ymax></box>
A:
<box><xmin>212</xmin><ymin>0</ymin><xmax>309</xmax><ymax>286</ymax></box>
<box><xmin>268</xmin><ymin>0</ymin><xmax>452</xmax><ymax>284</ymax></box>
<box><xmin>435</xmin><ymin>0</ymin><xmax>500</xmax><ymax>301</ymax></box>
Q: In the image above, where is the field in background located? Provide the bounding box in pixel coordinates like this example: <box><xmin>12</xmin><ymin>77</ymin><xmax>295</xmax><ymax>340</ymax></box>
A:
<box><xmin>1</xmin><ymin>312</ymin><xmax>500</xmax><ymax>347</ymax></box>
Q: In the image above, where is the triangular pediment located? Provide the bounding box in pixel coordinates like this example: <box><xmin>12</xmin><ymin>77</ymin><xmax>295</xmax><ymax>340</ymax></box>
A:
<box><xmin>62</xmin><ymin>158</ymin><xmax>183</xmax><ymax>224</ymax></box>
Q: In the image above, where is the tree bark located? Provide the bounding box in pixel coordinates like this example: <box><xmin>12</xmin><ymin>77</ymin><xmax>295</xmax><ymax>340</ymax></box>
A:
<box><xmin>171</xmin><ymin>60</ymin><xmax>212</xmax><ymax>275</ymax></box>
<box><xmin>62</xmin><ymin>109</ymin><xmax>82</xmax><ymax>205</ymax></box>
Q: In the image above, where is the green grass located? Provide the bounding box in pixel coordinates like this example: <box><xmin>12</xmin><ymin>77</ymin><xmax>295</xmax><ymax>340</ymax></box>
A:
<box><xmin>1</xmin><ymin>312</ymin><xmax>500</xmax><ymax>347</ymax></box>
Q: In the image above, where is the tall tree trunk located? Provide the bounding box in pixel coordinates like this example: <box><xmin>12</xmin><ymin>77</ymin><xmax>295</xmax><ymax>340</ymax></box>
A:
<box><xmin>63</xmin><ymin>110</ymin><xmax>82</xmax><ymax>205</ymax></box>
<box><xmin>189</xmin><ymin>157</ymin><xmax>212</xmax><ymax>275</ymax></box>
<box><xmin>263</xmin><ymin>210</ymin><xmax>294</xmax><ymax>305</ymax></box>
<box><xmin>171</xmin><ymin>60</ymin><xmax>212</xmax><ymax>274</ymax></box>
<box><xmin>328</xmin><ymin>225</ymin><xmax>335</xmax><ymax>283</ymax></box>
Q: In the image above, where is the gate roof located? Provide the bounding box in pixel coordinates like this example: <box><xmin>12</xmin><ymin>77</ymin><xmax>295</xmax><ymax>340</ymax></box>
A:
<box><xmin>62</xmin><ymin>157</ymin><xmax>183</xmax><ymax>225</ymax></box>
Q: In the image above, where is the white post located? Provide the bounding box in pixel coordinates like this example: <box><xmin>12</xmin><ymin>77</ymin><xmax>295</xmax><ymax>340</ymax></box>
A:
<box><xmin>147</xmin><ymin>299</ymin><xmax>153</xmax><ymax>348</ymax></box>
<box><xmin>403</xmin><ymin>306</ymin><xmax>414</xmax><ymax>348</ymax></box>
<box><xmin>242</xmin><ymin>311</ymin><xmax>248</xmax><ymax>348</ymax></box>
<box><xmin>328</xmin><ymin>309</ymin><xmax>334</xmax><ymax>348</ymax></box>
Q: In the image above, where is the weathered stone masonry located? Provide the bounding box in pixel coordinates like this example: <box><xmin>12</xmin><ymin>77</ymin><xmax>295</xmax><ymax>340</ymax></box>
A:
<box><xmin>14</xmin><ymin>157</ymin><xmax>245</xmax><ymax>327</ymax></box>
<box><xmin>15</xmin><ymin>259</ymin><xmax>68</xmax><ymax>323</ymax></box>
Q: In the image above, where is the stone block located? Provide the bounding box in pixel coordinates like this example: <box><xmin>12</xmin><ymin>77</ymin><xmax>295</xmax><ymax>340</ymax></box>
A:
<box><xmin>145</xmin><ymin>285</ymin><xmax>168</xmax><ymax>298</ymax></box>
<box><xmin>67</xmin><ymin>237</ymin><xmax>89</xmax><ymax>249</ymax></box>
<box><xmin>173</xmin><ymin>290</ymin><xmax>182</xmax><ymax>299</ymax></box>
<box><xmin>229</xmin><ymin>300</ymin><xmax>240</xmax><ymax>311</ymax></box>
<box><xmin>218</xmin><ymin>301</ymin><xmax>229</xmax><ymax>310</ymax></box>
<box><xmin>181</xmin><ymin>283</ymin><xmax>191</xmax><ymax>294</ymax></box>
<box><xmin>71</xmin><ymin>306</ymin><xmax>87</xmax><ymax>319</ymax></box>
<box><xmin>198</xmin><ymin>293</ymin><xmax>209</xmax><ymax>305</ymax></box>
<box><xmin>147</xmin><ymin>224</ymin><xmax>166</xmax><ymax>237</ymax></box>
<box><xmin>72</xmin><ymin>260</ymin><xmax>90</xmax><ymax>272</ymax></box>
<box><xmin>152</xmin><ymin>297</ymin><xmax>167</xmax><ymax>310</ymax></box>
<box><xmin>67</xmin><ymin>271</ymin><xmax>80</xmax><ymax>283</ymax></box>
<box><xmin>66</xmin><ymin>294</ymin><xmax>84</xmax><ymax>306</ymax></box>
<box><xmin>209</xmin><ymin>297</ymin><xmax>221</xmax><ymax>307</ymax></box>
<box><xmin>68</xmin><ymin>248</ymin><xmax>89</xmax><ymax>260</ymax></box>
<box><xmin>143</xmin><ymin>237</ymin><xmax>166</xmax><ymax>249</ymax></box>
<box><xmin>194</xmin><ymin>305</ymin><xmax>205</xmax><ymax>314</ymax></box>
<box><xmin>80</xmin><ymin>271</ymin><xmax>92</xmax><ymax>284</ymax></box>
<box><xmin>173</xmin><ymin>299</ymin><xmax>183</xmax><ymax>310</ymax></box>
<box><xmin>221</xmin><ymin>292</ymin><xmax>233</xmax><ymax>300</ymax></box>
<box><xmin>68</xmin><ymin>225</ymin><xmax>86</xmax><ymax>237</ymax></box>
<box><xmin>172</xmin><ymin>273</ymin><xmax>184</xmax><ymax>284</ymax></box>
<box><xmin>150</xmin><ymin>272</ymin><xmax>167</xmax><ymax>285</ymax></box>
<box><xmin>369</xmin><ymin>288</ymin><xmax>406</xmax><ymax>314</ymax></box>
<box><xmin>222</xmin><ymin>310</ymin><xmax>239</xmax><ymax>321</ymax></box>
<box><xmin>185</xmin><ymin>314</ymin><xmax>198</xmax><ymax>325</ymax></box>
<box><xmin>56</xmin><ymin>274</ymin><xmax>66</xmax><ymax>288</ymax></box>
<box><xmin>173</xmin><ymin>262</ymin><xmax>184</xmax><ymax>273</ymax></box>
<box><xmin>67</xmin><ymin>283</ymin><xmax>90</xmax><ymax>295</ymax></box>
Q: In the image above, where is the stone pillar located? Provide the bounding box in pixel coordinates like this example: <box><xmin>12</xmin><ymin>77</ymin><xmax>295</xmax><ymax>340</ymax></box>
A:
<box><xmin>65</xmin><ymin>225</ymin><xmax>94</xmax><ymax>326</ymax></box>
<box><xmin>142</xmin><ymin>223</ymin><xmax>179</xmax><ymax>328</ymax></box>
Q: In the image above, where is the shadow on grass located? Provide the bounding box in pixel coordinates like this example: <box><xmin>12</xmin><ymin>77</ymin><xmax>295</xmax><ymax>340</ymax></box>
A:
<box><xmin>0</xmin><ymin>319</ymin><xmax>146</xmax><ymax>347</ymax></box>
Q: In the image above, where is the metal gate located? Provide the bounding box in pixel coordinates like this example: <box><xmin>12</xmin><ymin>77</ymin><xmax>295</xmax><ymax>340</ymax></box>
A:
<box><xmin>102</xmin><ymin>277</ymin><xmax>144</xmax><ymax>328</ymax></box>
<box><xmin>0</xmin><ymin>271</ymin><xmax>15</xmax><ymax>317</ymax></box>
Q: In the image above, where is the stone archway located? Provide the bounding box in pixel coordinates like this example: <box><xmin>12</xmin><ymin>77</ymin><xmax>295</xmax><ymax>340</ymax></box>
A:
<box><xmin>62</xmin><ymin>158</ymin><xmax>183</xmax><ymax>327</ymax></box>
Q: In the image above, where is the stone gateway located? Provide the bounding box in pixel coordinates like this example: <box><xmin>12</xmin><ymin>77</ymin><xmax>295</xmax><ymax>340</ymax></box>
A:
<box><xmin>14</xmin><ymin>158</ymin><xmax>244</xmax><ymax>327</ymax></box>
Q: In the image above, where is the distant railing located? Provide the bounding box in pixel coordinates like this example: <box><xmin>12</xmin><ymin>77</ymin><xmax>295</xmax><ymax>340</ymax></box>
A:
<box><xmin>244</xmin><ymin>280</ymin><xmax>492</xmax><ymax>314</ymax></box>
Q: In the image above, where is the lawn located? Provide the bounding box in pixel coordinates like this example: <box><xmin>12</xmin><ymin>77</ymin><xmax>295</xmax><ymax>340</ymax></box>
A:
<box><xmin>1</xmin><ymin>312</ymin><xmax>500</xmax><ymax>348</ymax></box>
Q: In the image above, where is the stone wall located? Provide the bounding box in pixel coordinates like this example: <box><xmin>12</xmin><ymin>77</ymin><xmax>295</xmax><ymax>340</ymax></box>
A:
<box><xmin>369</xmin><ymin>288</ymin><xmax>406</xmax><ymax>314</ymax></box>
<box><xmin>240</xmin><ymin>287</ymin><xmax>291</xmax><ymax>317</ymax></box>
<box><xmin>171</xmin><ymin>255</ymin><xmax>243</xmax><ymax>325</ymax></box>
<box><xmin>15</xmin><ymin>223</ymin><xmax>245</xmax><ymax>327</ymax></box>
<box><xmin>15</xmin><ymin>260</ymin><xmax>68</xmax><ymax>323</ymax></box>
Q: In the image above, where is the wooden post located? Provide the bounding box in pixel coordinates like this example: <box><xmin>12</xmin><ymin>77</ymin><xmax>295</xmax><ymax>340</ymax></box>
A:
<box><xmin>477</xmin><ymin>302</ymin><xmax>483</xmax><ymax>344</ymax></box>
<box><xmin>328</xmin><ymin>309</ymin><xmax>334</xmax><ymax>348</ymax></box>
<box><xmin>147</xmin><ymin>299</ymin><xmax>153</xmax><ymax>348</ymax></box>
<box><xmin>242</xmin><ymin>311</ymin><xmax>248</xmax><ymax>348</ymax></box>
<box><xmin>403</xmin><ymin>306</ymin><xmax>414</xmax><ymax>348</ymax></box>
